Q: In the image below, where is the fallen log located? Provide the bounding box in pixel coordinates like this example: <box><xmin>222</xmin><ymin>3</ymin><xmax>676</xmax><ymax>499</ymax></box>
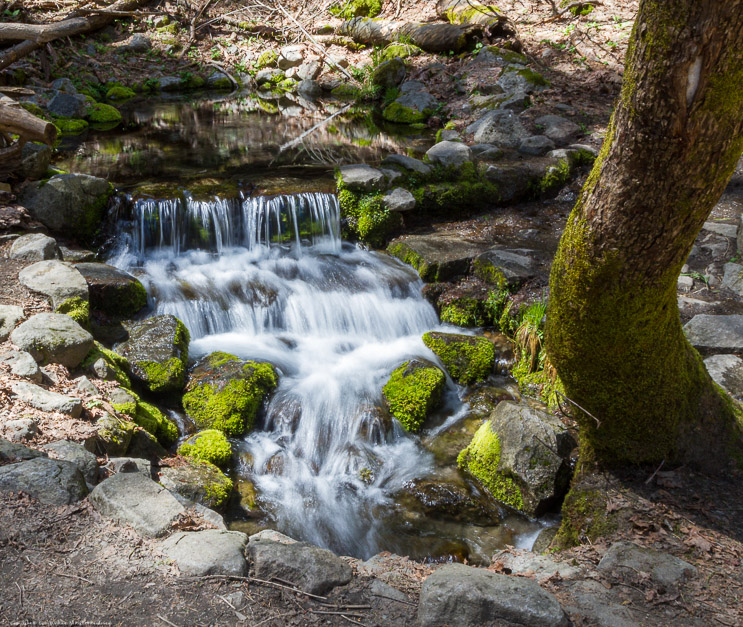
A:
<box><xmin>436</xmin><ymin>0</ymin><xmax>521</xmax><ymax>50</ymax></box>
<box><xmin>0</xmin><ymin>97</ymin><xmax>57</xmax><ymax>146</ymax></box>
<box><xmin>338</xmin><ymin>17</ymin><xmax>483</xmax><ymax>53</ymax></box>
<box><xmin>0</xmin><ymin>0</ymin><xmax>154</xmax><ymax>71</ymax></box>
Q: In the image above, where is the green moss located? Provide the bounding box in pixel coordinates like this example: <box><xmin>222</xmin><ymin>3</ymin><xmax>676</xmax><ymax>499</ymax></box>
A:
<box><xmin>516</xmin><ymin>68</ymin><xmax>549</xmax><ymax>87</ymax></box>
<box><xmin>20</xmin><ymin>102</ymin><xmax>49</xmax><ymax>120</ymax></box>
<box><xmin>423</xmin><ymin>331</ymin><xmax>495</xmax><ymax>385</ymax></box>
<box><xmin>257</xmin><ymin>99</ymin><xmax>279</xmax><ymax>114</ymax></box>
<box><xmin>86</xmin><ymin>102</ymin><xmax>122</xmax><ymax>124</ymax></box>
<box><xmin>139</xmin><ymin>357</ymin><xmax>186</xmax><ymax>394</ymax></box>
<box><xmin>207</xmin><ymin>351</ymin><xmax>240</xmax><ymax>368</ymax></box>
<box><xmin>457</xmin><ymin>420</ymin><xmax>523</xmax><ymax>509</ymax></box>
<box><xmin>337</xmin><ymin>188</ymin><xmax>401</xmax><ymax>247</ymax></box>
<box><xmin>202</xmin><ymin>464</ymin><xmax>233</xmax><ymax>507</ymax></box>
<box><xmin>210</xmin><ymin>77</ymin><xmax>231</xmax><ymax>90</ymax></box>
<box><xmin>329</xmin><ymin>0</ymin><xmax>381</xmax><ymax>19</ymax></box>
<box><xmin>106</xmin><ymin>86</ymin><xmax>136</xmax><ymax>100</ymax></box>
<box><xmin>182</xmin><ymin>361</ymin><xmax>278</xmax><ymax>436</ymax></box>
<box><xmin>382</xmin><ymin>361</ymin><xmax>445</xmax><ymax>432</ymax></box>
<box><xmin>331</xmin><ymin>84</ymin><xmax>362</xmax><ymax>99</ymax></box>
<box><xmin>55</xmin><ymin>297</ymin><xmax>90</xmax><ymax>326</ymax></box>
<box><xmin>472</xmin><ymin>258</ymin><xmax>508</xmax><ymax>288</ymax></box>
<box><xmin>53</xmin><ymin>118</ymin><xmax>88</xmax><ymax>134</ymax></box>
<box><xmin>440</xmin><ymin>298</ymin><xmax>489</xmax><ymax>327</ymax></box>
<box><xmin>386</xmin><ymin>241</ymin><xmax>436</xmax><ymax>281</ymax></box>
<box><xmin>382</xmin><ymin>101</ymin><xmax>428</xmax><ymax>124</ymax></box>
<box><xmin>187</xmin><ymin>75</ymin><xmax>206</xmax><ymax>89</ymax></box>
<box><xmin>380</xmin><ymin>43</ymin><xmax>423</xmax><ymax>63</ymax></box>
<box><xmin>82</xmin><ymin>342</ymin><xmax>131</xmax><ymax>388</ymax></box>
<box><xmin>136</xmin><ymin>400</ymin><xmax>178</xmax><ymax>446</ymax></box>
<box><xmin>178</xmin><ymin>429</ymin><xmax>232</xmax><ymax>468</ymax></box>
<box><xmin>537</xmin><ymin>158</ymin><xmax>571</xmax><ymax>195</ymax></box>
<box><xmin>256</xmin><ymin>50</ymin><xmax>278</xmax><ymax>69</ymax></box>
<box><xmin>553</xmin><ymin>487</ymin><xmax>616</xmax><ymax>548</ymax></box>
<box><xmin>111</xmin><ymin>387</ymin><xmax>139</xmax><ymax>416</ymax></box>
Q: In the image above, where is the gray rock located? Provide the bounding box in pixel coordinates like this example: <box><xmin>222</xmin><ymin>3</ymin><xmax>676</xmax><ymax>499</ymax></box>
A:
<box><xmin>466</xmin><ymin>110</ymin><xmax>529</xmax><ymax>148</ymax></box>
<box><xmin>5</xmin><ymin>417</ymin><xmax>37</xmax><ymax>441</ymax></box>
<box><xmin>296</xmin><ymin>57</ymin><xmax>322</xmax><ymax>81</ymax></box>
<box><xmin>157</xmin><ymin>76</ymin><xmax>183</xmax><ymax>91</ymax></box>
<box><xmin>425</xmin><ymin>141</ymin><xmax>473</xmax><ymax>168</ymax></box>
<box><xmin>47</xmin><ymin>92</ymin><xmax>87</xmax><ymax>118</ymax></box>
<box><xmin>75</xmin><ymin>375</ymin><xmax>99</xmax><ymax>395</ymax></box>
<box><xmin>0</xmin><ymin>304</ymin><xmax>24</xmax><ymax>341</ymax></box>
<box><xmin>18</xmin><ymin>260</ymin><xmax>88</xmax><ymax>309</ymax></box>
<box><xmin>704</xmin><ymin>354</ymin><xmax>743</xmax><ymax>400</ymax></box>
<box><xmin>380</xmin><ymin>168</ymin><xmax>403</xmax><ymax>186</ymax></box>
<box><xmin>0</xmin><ymin>437</ymin><xmax>47</xmax><ymax>462</ymax></box>
<box><xmin>738</xmin><ymin>213</ymin><xmax>743</xmax><ymax>257</ymax></box>
<box><xmin>158</xmin><ymin>458</ymin><xmax>232</xmax><ymax>511</ymax></box>
<box><xmin>43</xmin><ymin>440</ymin><xmax>98</xmax><ymax>485</ymax></box>
<box><xmin>0</xmin><ymin>349</ymin><xmax>41</xmax><ymax>381</ymax></box>
<box><xmin>278</xmin><ymin>45</ymin><xmax>304</xmax><ymax>70</ymax></box>
<box><xmin>418</xmin><ymin>563</ymin><xmax>568</xmax><ymax>627</ymax></box>
<box><xmin>21</xmin><ymin>142</ymin><xmax>52</xmax><ymax>180</ymax></box>
<box><xmin>107</xmin><ymin>456</ymin><xmax>153</xmax><ymax>478</ymax></box>
<box><xmin>387</xmin><ymin>234</ymin><xmax>485</xmax><ymax>282</ymax></box>
<box><xmin>20</xmin><ymin>174</ymin><xmax>112</xmax><ymax>242</ymax></box>
<box><xmin>438</xmin><ymin>129</ymin><xmax>461</xmax><ymax>142</ymax></box>
<box><xmin>598</xmin><ymin>541</ymin><xmax>697</xmax><ymax>588</ymax></box>
<box><xmin>472</xmin><ymin>248</ymin><xmax>536</xmax><ymax>288</ymax></box>
<box><xmin>11</xmin><ymin>313</ymin><xmax>93</xmax><ymax>368</ymax></box>
<box><xmin>92</xmin><ymin>414</ymin><xmax>136</xmax><ymax>457</ymax></box>
<box><xmin>59</xmin><ymin>246</ymin><xmax>97</xmax><ymax>263</ymax></box>
<box><xmin>492</xmin><ymin>549</ymin><xmax>584</xmax><ymax>583</ymax></box>
<box><xmin>535</xmin><ymin>114</ymin><xmax>582</xmax><ymax>146</ymax></box>
<box><xmin>383</xmin><ymin>187</ymin><xmax>416</xmax><ymax>213</ymax></box>
<box><xmin>703</xmin><ymin>221</ymin><xmax>737</xmax><ymax>238</ymax></box>
<box><xmin>722</xmin><ymin>262</ymin><xmax>743</xmax><ymax>296</ymax></box>
<box><xmin>372</xmin><ymin>58</ymin><xmax>406</xmax><ymax>88</ymax></box>
<box><xmin>0</xmin><ymin>457</ymin><xmax>88</xmax><ymax>505</ymax></box>
<box><xmin>382</xmin><ymin>154</ymin><xmax>432</xmax><ymax>176</ymax></box>
<box><xmin>51</xmin><ymin>78</ymin><xmax>77</xmax><ymax>93</ymax></box>
<box><xmin>89</xmin><ymin>471</ymin><xmax>186</xmax><ymax>537</ymax></box>
<box><xmin>684</xmin><ymin>314</ymin><xmax>743</xmax><ymax>353</ymax></box>
<box><xmin>249</xmin><ymin>539</ymin><xmax>352</xmax><ymax>595</ymax></box>
<box><xmin>386</xmin><ymin>89</ymin><xmax>439</xmax><ymax>123</ymax></box>
<box><xmin>249</xmin><ymin>529</ymin><xmax>297</xmax><ymax>544</ymax></box>
<box><xmin>563</xmin><ymin>579</ymin><xmax>642</xmax><ymax>627</ymax></box>
<box><xmin>519</xmin><ymin>135</ymin><xmax>556</xmax><ymax>156</ymax></box>
<box><xmin>338</xmin><ymin>164</ymin><xmax>385</xmax><ymax>193</ymax></box>
<box><xmin>74</xmin><ymin>262</ymin><xmax>147</xmax><ymax>318</ymax></box>
<box><xmin>9</xmin><ymin>233</ymin><xmax>59</xmax><ymax>261</ymax></box>
<box><xmin>677</xmin><ymin>274</ymin><xmax>694</xmax><ymax>292</ymax></box>
<box><xmin>483</xmin><ymin>163</ymin><xmax>541</xmax><ymax>203</ymax></box>
<box><xmin>256</xmin><ymin>68</ymin><xmax>284</xmax><ymax>86</ymax></box>
<box><xmin>297</xmin><ymin>79</ymin><xmax>322</xmax><ymax>98</ymax></box>
<box><xmin>123</xmin><ymin>33</ymin><xmax>151</xmax><ymax>52</ymax></box>
<box><xmin>569</xmin><ymin>143</ymin><xmax>598</xmax><ymax>157</ymax></box>
<box><xmin>497</xmin><ymin>68</ymin><xmax>547</xmax><ymax>94</ymax></box>
<box><xmin>126</xmin><ymin>428</ymin><xmax>167</xmax><ymax>461</ymax></box>
<box><xmin>162</xmin><ymin>530</ymin><xmax>248</xmax><ymax>576</ymax></box>
<box><xmin>12</xmin><ymin>381</ymin><xmax>82</xmax><ymax>417</ymax></box>
<box><xmin>470</xmin><ymin>143</ymin><xmax>504</xmax><ymax>160</ymax></box>
<box><xmin>498</xmin><ymin>91</ymin><xmax>531</xmax><ymax>112</ymax></box>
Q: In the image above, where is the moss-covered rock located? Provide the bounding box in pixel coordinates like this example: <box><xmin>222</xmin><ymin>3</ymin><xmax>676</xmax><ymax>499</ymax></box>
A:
<box><xmin>54</xmin><ymin>118</ymin><xmax>89</xmax><ymax>135</ymax></box>
<box><xmin>329</xmin><ymin>0</ymin><xmax>382</xmax><ymax>19</ymax></box>
<box><xmin>382</xmin><ymin>360</ymin><xmax>446</xmax><ymax>432</ymax></box>
<box><xmin>109</xmin><ymin>386</ymin><xmax>139</xmax><ymax>417</ymax></box>
<box><xmin>256</xmin><ymin>50</ymin><xmax>278</xmax><ymax>69</ymax></box>
<box><xmin>82</xmin><ymin>341</ymin><xmax>131</xmax><ymax>387</ymax></box>
<box><xmin>94</xmin><ymin>413</ymin><xmax>136</xmax><ymax>456</ymax></box>
<box><xmin>331</xmin><ymin>84</ymin><xmax>362</xmax><ymax>99</ymax></box>
<box><xmin>338</xmin><ymin>189</ymin><xmax>402</xmax><ymax>247</ymax></box>
<box><xmin>74</xmin><ymin>263</ymin><xmax>147</xmax><ymax>318</ymax></box>
<box><xmin>136</xmin><ymin>400</ymin><xmax>178</xmax><ymax>446</ymax></box>
<box><xmin>159</xmin><ymin>457</ymin><xmax>233</xmax><ymax>510</ymax></box>
<box><xmin>86</xmin><ymin>102</ymin><xmax>122</xmax><ymax>124</ymax></box>
<box><xmin>182</xmin><ymin>352</ymin><xmax>278</xmax><ymax>436</ymax></box>
<box><xmin>423</xmin><ymin>331</ymin><xmax>495</xmax><ymax>385</ymax></box>
<box><xmin>178</xmin><ymin>429</ymin><xmax>232</xmax><ymax>468</ymax></box>
<box><xmin>379</xmin><ymin>43</ymin><xmax>423</xmax><ymax>63</ymax></box>
<box><xmin>55</xmin><ymin>296</ymin><xmax>90</xmax><ymax>327</ymax></box>
<box><xmin>106</xmin><ymin>86</ymin><xmax>136</xmax><ymax>100</ymax></box>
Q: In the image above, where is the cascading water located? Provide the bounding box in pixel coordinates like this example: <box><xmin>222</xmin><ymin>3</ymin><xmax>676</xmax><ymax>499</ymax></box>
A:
<box><xmin>110</xmin><ymin>190</ymin><xmax>538</xmax><ymax>559</ymax></box>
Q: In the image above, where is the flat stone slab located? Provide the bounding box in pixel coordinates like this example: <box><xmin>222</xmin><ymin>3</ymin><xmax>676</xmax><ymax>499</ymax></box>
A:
<box><xmin>472</xmin><ymin>248</ymin><xmax>537</xmax><ymax>287</ymax></box>
<box><xmin>0</xmin><ymin>349</ymin><xmax>41</xmax><ymax>382</ymax></box>
<box><xmin>492</xmin><ymin>549</ymin><xmax>584</xmax><ymax>584</ymax></box>
<box><xmin>162</xmin><ymin>530</ymin><xmax>248</xmax><ymax>576</ymax></box>
<box><xmin>683</xmin><ymin>314</ymin><xmax>743</xmax><ymax>353</ymax></box>
<box><xmin>89</xmin><ymin>471</ymin><xmax>186</xmax><ymax>537</ymax></box>
<box><xmin>418</xmin><ymin>563</ymin><xmax>568</xmax><ymax>626</ymax></box>
<box><xmin>12</xmin><ymin>381</ymin><xmax>82</xmax><ymax>418</ymax></box>
<box><xmin>0</xmin><ymin>457</ymin><xmax>88</xmax><ymax>505</ymax></box>
<box><xmin>18</xmin><ymin>260</ymin><xmax>88</xmax><ymax>309</ymax></box>
<box><xmin>387</xmin><ymin>234</ymin><xmax>487</xmax><ymax>282</ymax></box>
<box><xmin>563</xmin><ymin>579</ymin><xmax>642</xmax><ymax>627</ymax></box>
<box><xmin>704</xmin><ymin>354</ymin><xmax>743</xmax><ymax>400</ymax></box>
<box><xmin>466</xmin><ymin>110</ymin><xmax>529</xmax><ymax>148</ymax></box>
<box><xmin>248</xmin><ymin>539</ymin><xmax>352</xmax><ymax>595</ymax></box>
<box><xmin>382</xmin><ymin>153</ymin><xmax>432</xmax><ymax>176</ymax></box>
<box><xmin>597</xmin><ymin>541</ymin><xmax>697</xmax><ymax>588</ymax></box>
<box><xmin>0</xmin><ymin>305</ymin><xmax>24</xmax><ymax>342</ymax></box>
<box><xmin>338</xmin><ymin>164</ymin><xmax>385</xmax><ymax>193</ymax></box>
<box><xmin>703</xmin><ymin>221</ymin><xmax>737</xmax><ymax>238</ymax></box>
<box><xmin>9</xmin><ymin>233</ymin><xmax>59</xmax><ymax>261</ymax></box>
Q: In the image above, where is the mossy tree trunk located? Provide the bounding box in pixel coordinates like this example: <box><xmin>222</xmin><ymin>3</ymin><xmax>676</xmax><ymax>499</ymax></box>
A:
<box><xmin>547</xmin><ymin>0</ymin><xmax>743</xmax><ymax>473</ymax></box>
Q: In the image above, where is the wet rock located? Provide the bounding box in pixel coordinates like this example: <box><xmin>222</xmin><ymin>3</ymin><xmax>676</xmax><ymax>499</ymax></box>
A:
<box><xmin>383</xmin><ymin>187</ymin><xmax>416</xmax><ymax>212</ymax></box>
<box><xmin>372</xmin><ymin>58</ymin><xmax>406</xmax><ymax>88</ymax></box>
<box><xmin>5</xmin><ymin>417</ymin><xmax>37</xmax><ymax>441</ymax></box>
<box><xmin>425</xmin><ymin>141</ymin><xmax>473</xmax><ymax>168</ymax></box>
<box><xmin>519</xmin><ymin>135</ymin><xmax>556</xmax><ymax>156</ymax></box>
<box><xmin>382</xmin><ymin>360</ymin><xmax>445</xmax><ymax>432</ymax></box>
<box><xmin>74</xmin><ymin>262</ymin><xmax>147</xmax><ymax>318</ymax></box>
<box><xmin>482</xmin><ymin>162</ymin><xmax>541</xmax><ymax>202</ymax></box>
<box><xmin>90</xmin><ymin>471</ymin><xmax>185</xmax><ymax>537</ymax></box>
<box><xmin>10</xmin><ymin>233</ymin><xmax>59</xmax><ymax>261</ymax></box>
<box><xmin>115</xmin><ymin>314</ymin><xmax>190</xmax><ymax>394</ymax></box>
<box><xmin>297</xmin><ymin>79</ymin><xmax>322</xmax><ymax>98</ymax></box>
<box><xmin>43</xmin><ymin>440</ymin><xmax>98</xmax><ymax>486</ymax></box>
<box><xmin>460</xmin><ymin>401</ymin><xmax>575</xmax><ymax>515</ymax></box>
<box><xmin>422</xmin><ymin>331</ymin><xmax>495</xmax><ymax>386</ymax></box>
<box><xmin>158</xmin><ymin>457</ymin><xmax>233</xmax><ymax>510</ymax></box>
<box><xmin>11</xmin><ymin>313</ymin><xmax>93</xmax><ymax>368</ymax></box>
<box><xmin>123</xmin><ymin>33</ymin><xmax>151</xmax><ymax>52</ymax></box>
<box><xmin>418</xmin><ymin>563</ymin><xmax>568</xmax><ymax>627</ymax></box>
<box><xmin>337</xmin><ymin>164</ymin><xmax>385</xmax><ymax>193</ymax></box>
<box><xmin>684</xmin><ymin>314</ymin><xmax>743</xmax><ymax>353</ymax></box>
<box><xmin>126</xmin><ymin>428</ymin><xmax>167</xmax><ymax>461</ymax></box>
<box><xmin>278</xmin><ymin>45</ymin><xmax>304</xmax><ymax>70</ymax></box>
<box><xmin>472</xmin><ymin>248</ymin><xmax>536</xmax><ymax>288</ymax></box>
<box><xmin>422</xmin><ymin>415</ymin><xmax>487</xmax><ymax>466</ymax></box>
<box><xmin>466</xmin><ymin>110</ymin><xmax>529</xmax><ymax>148</ymax></box>
<box><xmin>157</xmin><ymin>76</ymin><xmax>183</xmax><ymax>91</ymax></box>
<box><xmin>0</xmin><ymin>457</ymin><xmax>88</xmax><ymax>505</ymax></box>
<box><xmin>382</xmin><ymin>153</ymin><xmax>432</xmax><ymax>176</ymax></box>
<box><xmin>0</xmin><ymin>349</ymin><xmax>41</xmax><ymax>382</ymax></box>
<box><xmin>162</xmin><ymin>530</ymin><xmax>248</xmax><ymax>576</ymax></box>
<box><xmin>256</xmin><ymin>68</ymin><xmax>284</xmax><ymax>86</ymax></box>
<box><xmin>437</xmin><ymin>129</ymin><xmax>461</xmax><ymax>142</ymax></box>
<box><xmin>248</xmin><ymin>539</ymin><xmax>352</xmax><ymax>595</ymax></box>
<box><xmin>492</xmin><ymin>549</ymin><xmax>584</xmax><ymax>583</ymax></box>
<box><xmin>18</xmin><ymin>260</ymin><xmax>88</xmax><ymax>310</ymax></box>
<box><xmin>383</xmin><ymin>84</ymin><xmax>439</xmax><ymax>124</ymax></box>
<box><xmin>387</xmin><ymin>234</ymin><xmax>484</xmax><ymax>282</ymax></box>
<box><xmin>704</xmin><ymin>354</ymin><xmax>743</xmax><ymax>400</ymax></box>
<box><xmin>20</xmin><ymin>173</ymin><xmax>112</xmax><ymax>243</ymax></box>
<box><xmin>59</xmin><ymin>246</ymin><xmax>97</xmax><ymax>262</ymax></box>
<box><xmin>0</xmin><ymin>437</ymin><xmax>46</xmax><ymax>462</ymax></box>
<box><xmin>47</xmin><ymin>92</ymin><xmax>87</xmax><ymax>118</ymax></box>
<box><xmin>12</xmin><ymin>381</ymin><xmax>82</xmax><ymax>417</ymax></box>
<box><xmin>598</xmin><ymin>541</ymin><xmax>697</xmax><ymax>588</ymax></box>
<box><xmin>21</xmin><ymin>141</ymin><xmax>51</xmax><ymax>180</ymax></box>
<box><xmin>535</xmin><ymin>114</ymin><xmax>582</xmax><ymax>146</ymax></box>
<box><xmin>0</xmin><ymin>305</ymin><xmax>24</xmax><ymax>341</ymax></box>
<box><xmin>91</xmin><ymin>413</ymin><xmax>136</xmax><ymax>457</ymax></box>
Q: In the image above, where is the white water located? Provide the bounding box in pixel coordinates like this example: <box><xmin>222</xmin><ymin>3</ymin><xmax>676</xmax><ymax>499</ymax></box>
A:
<box><xmin>111</xmin><ymin>191</ymin><xmax>464</xmax><ymax>557</ymax></box>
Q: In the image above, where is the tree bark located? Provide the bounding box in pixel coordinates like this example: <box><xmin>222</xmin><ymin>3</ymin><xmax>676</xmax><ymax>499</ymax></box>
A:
<box><xmin>546</xmin><ymin>0</ymin><xmax>743</xmax><ymax>472</ymax></box>
<box><xmin>435</xmin><ymin>0</ymin><xmax>521</xmax><ymax>49</ymax></box>
<box><xmin>0</xmin><ymin>97</ymin><xmax>57</xmax><ymax>146</ymax></box>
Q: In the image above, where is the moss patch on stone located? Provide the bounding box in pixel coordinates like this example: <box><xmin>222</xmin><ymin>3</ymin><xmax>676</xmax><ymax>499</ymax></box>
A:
<box><xmin>382</xmin><ymin>101</ymin><xmax>428</xmax><ymax>124</ymax></box>
<box><xmin>82</xmin><ymin>342</ymin><xmax>131</xmax><ymax>388</ymax></box>
<box><xmin>423</xmin><ymin>331</ymin><xmax>495</xmax><ymax>386</ymax></box>
<box><xmin>53</xmin><ymin>118</ymin><xmax>89</xmax><ymax>135</ymax></box>
<box><xmin>139</xmin><ymin>357</ymin><xmax>186</xmax><ymax>394</ymax></box>
<box><xmin>55</xmin><ymin>296</ymin><xmax>90</xmax><ymax>327</ymax></box>
<box><xmin>136</xmin><ymin>400</ymin><xmax>178</xmax><ymax>446</ymax></box>
<box><xmin>380</xmin><ymin>43</ymin><xmax>423</xmax><ymax>63</ymax></box>
<box><xmin>106</xmin><ymin>86</ymin><xmax>136</xmax><ymax>100</ymax></box>
<box><xmin>178</xmin><ymin>429</ymin><xmax>232</xmax><ymax>468</ymax></box>
<box><xmin>329</xmin><ymin>0</ymin><xmax>381</xmax><ymax>19</ymax></box>
<box><xmin>457</xmin><ymin>420</ymin><xmax>523</xmax><ymax>510</ymax></box>
<box><xmin>256</xmin><ymin>50</ymin><xmax>278</xmax><ymax>69</ymax></box>
<box><xmin>382</xmin><ymin>361</ymin><xmax>445</xmax><ymax>432</ymax></box>
<box><xmin>87</xmin><ymin>102</ymin><xmax>122</xmax><ymax>124</ymax></box>
<box><xmin>337</xmin><ymin>182</ymin><xmax>402</xmax><ymax>248</ymax></box>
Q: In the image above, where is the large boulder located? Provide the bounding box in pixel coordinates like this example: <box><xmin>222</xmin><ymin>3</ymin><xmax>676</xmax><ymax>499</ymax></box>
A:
<box><xmin>248</xmin><ymin>538</ymin><xmax>353</xmax><ymax>595</ymax></box>
<box><xmin>422</xmin><ymin>332</ymin><xmax>495</xmax><ymax>386</ymax></box>
<box><xmin>9</xmin><ymin>233</ymin><xmax>60</xmax><ymax>261</ymax></box>
<box><xmin>0</xmin><ymin>305</ymin><xmax>24</xmax><ymax>341</ymax></box>
<box><xmin>458</xmin><ymin>402</ymin><xmax>575</xmax><ymax>515</ymax></box>
<box><xmin>74</xmin><ymin>263</ymin><xmax>147</xmax><ymax>318</ymax></box>
<box><xmin>387</xmin><ymin>234</ymin><xmax>485</xmax><ymax>282</ymax></box>
<box><xmin>684</xmin><ymin>314</ymin><xmax>743</xmax><ymax>353</ymax></box>
<box><xmin>162</xmin><ymin>530</ymin><xmax>248</xmax><ymax>576</ymax></box>
<box><xmin>20</xmin><ymin>174</ymin><xmax>113</xmax><ymax>243</ymax></box>
<box><xmin>47</xmin><ymin>92</ymin><xmax>88</xmax><ymax>118</ymax></box>
<box><xmin>10</xmin><ymin>313</ymin><xmax>93</xmax><ymax>368</ymax></box>
<box><xmin>472</xmin><ymin>248</ymin><xmax>537</xmax><ymax>288</ymax></box>
<box><xmin>466</xmin><ymin>110</ymin><xmax>529</xmax><ymax>147</ymax></box>
<box><xmin>383</xmin><ymin>82</ymin><xmax>439</xmax><ymax>124</ymax></box>
<box><xmin>12</xmin><ymin>382</ymin><xmax>82</xmax><ymax>417</ymax></box>
<box><xmin>182</xmin><ymin>352</ymin><xmax>277</xmax><ymax>436</ymax></box>
<box><xmin>115</xmin><ymin>315</ymin><xmax>190</xmax><ymax>394</ymax></box>
<box><xmin>425</xmin><ymin>141</ymin><xmax>473</xmax><ymax>169</ymax></box>
<box><xmin>0</xmin><ymin>457</ymin><xmax>88</xmax><ymax>505</ymax></box>
<box><xmin>482</xmin><ymin>162</ymin><xmax>542</xmax><ymax>203</ymax></box>
<box><xmin>382</xmin><ymin>360</ymin><xmax>445</xmax><ymax>432</ymax></box>
<box><xmin>18</xmin><ymin>260</ymin><xmax>89</xmax><ymax>310</ymax></box>
<box><xmin>372</xmin><ymin>57</ymin><xmax>406</xmax><ymax>88</ymax></box>
<box><xmin>89</xmin><ymin>471</ymin><xmax>186</xmax><ymax>537</ymax></box>
<box><xmin>158</xmin><ymin>457</ymin><xmax>233</xmax><ymax>510</ymax></box>
<box><xmin>43</xmin><ymin>440</ymin><xmax>99</xmax><ymax>486</ymax></box>
<box><xmin>418</xmin><ymin>563</ymin><xmax>568</xmax><ymax>627</ymax></box>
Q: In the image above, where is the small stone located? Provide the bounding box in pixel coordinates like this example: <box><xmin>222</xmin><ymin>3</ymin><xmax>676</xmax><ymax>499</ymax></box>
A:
<box><xmin>249</xmin><ymin>529</ymin><xmax>297</xmax><ymax>544</ymax></box>
<box><xmin>519</xmin><ymin>135</ymin><xmax>556</xmax><ymax>156</ymax></box>
<box><xmin>338</xmin><ymin>164</ymin><xmax>385</xmax><ymax>193</ymax></box>
<box><xmin>5</xmin><ymin>418</ymin><xmax>37</xmax><ymax>441</ymax></box>
<box><xmin>704</xmin><ymin>354</ymin><xmax>743</xmax><ymax>400</ymax></box>
<box><xmin>677</xmin><ymin>274</ymin><xmax>694</xmax><ymax>292</ymax></box>
<box><xmin>425</xmin><ymin>141</ymin><xmax>473</xmax><ymax>168</ymax></box>
<box><xmin>278</xmin><ymin>45</ymin><xmax>304</xmax><ymax>70</ymax></box>
<box><xmin>535</xmin><ymin>114</ymin><xmax>582</xmax><ymax>146</ymax></box>
<box><xmin>75</xmin><ymin>375</ymin><xmax>99</xmax><ymax>395</ymax></box>
<box><xmin>11</xmin><ymin>313</ymin><xmax>93</xmax><ymax>369</ymax></box>
<box><xmin>598</xmin><ymin>541</ymin><xmax>696</xmax><ymax>588</ymax></box>
<box><xmin>296</xmin><ymin>57</ymin><xmax>322</xmax><ymax>81</ymax></box>
<box><xmin>383</xmin><ymin>188</ymin><xmax>416</xmax><ymax>213</ymax></box>
<box><xmin>0</xmin><ymin>305</ymin><xmax>24</xmax><ymax>341</ymax></box>
<box><xmin>466</xmin><ymin>110</ymin><xmax>529</xmax><ymax>148</ymax></box>
<box><xmin>492</xmin><ymin>549</ymin><xmax>584</xmax><ymax>584</ymax></box>
<box><xmin>107</xmin><ymin>456</ymin><xmax>153</xmax><ymax>478</ymax></box>
<box><xmin>51</xmin><ymin>78</ymin><xmax>77</xmax><ymax>93</ymax></box>
<box><xmin>0</xmin><ymin>437</ymin><xmax>47</xmax><ymax>462</ymax></box>
<box><xmin>12</xmin><ymin>381</ymin><xmax>82</xmax><ymax>417</ymax></box>
<box><xmin>0</xmin><ymin>349</ymin><xmax>41</xmax><ymax>382</ymax></box>
<box><xmin>297</xmin><ymin>79</ymin><xmax>322</xmax><ymax>98</ymax></box>
<box><xmin>18</xmin><ymin>260</ymin><xmax>88</xmax><ymax>310</ymax></box>
<box><xmin>43</xmin><ymin>440</ymin><xmax>98</xmax><ymax>485</ymax></box>
<box><xmin>9</xmin><ymin>233</ymin><xmax>59</xmax><ymax>261</ymax></box>
<box><xmin>470</xmin><ymin>143</ymin><xmax>504</xmax><ymax>160</ymax></box>
<box><xmin>703</xmin><ymin>221</ymin><xmax>737</xmax><ymax>239</ymax></box>
<box><xmin>162</xmin><ymin>530</ymin><xmax>248</xmax><ymax>576</ymax></box>
<box><xmin>372</xmin><ymin>58</ymin><xmax>406</xmax><ymax>88</ymax></box>
<box><xmin>157</xmin><ymin>76</ymin><xmax>183</xmax><ymax>91</ymax></box>
<box><xmin>684</xmin><ymin>314</ymin><xmax>743</xmax><ymax>353</ymax></box>
<box><xmin>123</xmin><ymin>33</ymin><xmax>151</xmax><ymax>53</ymax></box>
<box><xmin>382</xmin><ymin>154</ymin><xmax>432</xmax><ymax>176</ymax></box>
<box><xmin>0</xmin><ymin>457</ymin><xmax>88</xmax><ymax>505</ymax></box>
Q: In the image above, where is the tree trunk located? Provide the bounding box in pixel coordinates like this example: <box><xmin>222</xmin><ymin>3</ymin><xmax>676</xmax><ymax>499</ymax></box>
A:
<box><xmin>546</xmin><ymin>0</ymin><xmax>743</xmax><ymax>472</ymax></box>
<box><xmin>0</xmin><ymin>97</ymin><xmax>57</xmax><ymax>145</ymax></box>
<box><xmin>435</xmin><ymin>0</ymin><xmax>521</xmax><ymax>50</ymax></box>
